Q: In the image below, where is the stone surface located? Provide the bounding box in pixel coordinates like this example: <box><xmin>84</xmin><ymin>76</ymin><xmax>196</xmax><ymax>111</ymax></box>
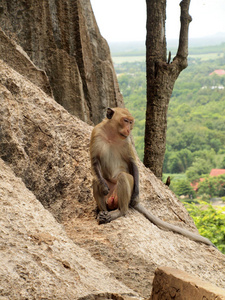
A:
<box><xmin>1</xmin><ymin>57</ymin><xmax>225</xmax><ymax>299</ymax></box>
<box><xmin>0</xmin><ymin>28</ymin><xmax>52</xmax><ymax>97</ymax></box>
<box><xmin>0</xmin><ymin>0</ymin><xmax>123</xmax><ymax>124</ymax></box>
<box><xmin>150</xmin><ymin>267</ymin><xmax>225</xmax><ymax>300</ymax></box>
<box><xmin>0</xmin><ymin>158</ymin><xmax>140</xmax><ymax>299</ymax></box>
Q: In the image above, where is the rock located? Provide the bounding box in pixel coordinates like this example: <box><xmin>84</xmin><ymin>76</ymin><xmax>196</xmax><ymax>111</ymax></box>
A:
<box><xmin>150</xmin><ymin>267</ymin><xmax>225</xmax><ymax>300</ymax></box>
<box><xmin>0</xmin><ymin>28</ymin><xmax>52</xmax><ymax>97</ymax></box>
<box><xmin>0</xmin><ymin>158</ymin><xmax>140</xmax><ymax>299</ymax></box>
<box><xmin>0</xmin><ymin>0</ymin><xmax>123</xmax><ymax>124</ymax></box>
<box><xmin>1</xmin><ymin>56</ymin><xmax>225</xmax><ymax>299</ymax></box>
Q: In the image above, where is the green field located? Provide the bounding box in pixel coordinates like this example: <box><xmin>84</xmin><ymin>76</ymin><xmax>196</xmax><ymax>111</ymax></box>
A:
<box><xmin>112</xmin><ymin>52</ymin><xmax>224</xmax><ymax>64</ymax></box>
<box><xmin>112</xmin><ymin>56</ymin><xmax>145</xmax><ymax>64</ymax></box>
<box><xmin>189</xmin><ymin>52</ymin><xmax>224</xmax><ymax>61</ymax></box>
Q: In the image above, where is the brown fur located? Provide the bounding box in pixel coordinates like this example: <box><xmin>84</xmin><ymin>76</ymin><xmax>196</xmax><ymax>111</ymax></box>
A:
<box><xmin>90</xmin><ymin>107</ymin><xmax>137</xmax><ymax>223</ymax></box>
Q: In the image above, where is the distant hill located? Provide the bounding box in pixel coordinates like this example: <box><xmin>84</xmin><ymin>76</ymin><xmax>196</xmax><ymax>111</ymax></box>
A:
<box><xmin>109</xmin><ymin>33</ymin><xmax>225</xmax><ymax>57</ymax></box>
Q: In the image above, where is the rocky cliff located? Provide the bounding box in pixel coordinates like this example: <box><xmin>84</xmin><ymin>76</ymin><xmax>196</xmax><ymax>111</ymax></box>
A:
<box><xmin>0</xmin><ymin>40</ymin><xmax>225</xmax><ymax>299</ymax></box>
<box><xmin>1</xmin><ymin>1</ymin><xmax>225</xmax><ymax>299</ymax></box>
<box><xmin>0</xmin><ymin>0</ymin><xmax>123</xmax><ymax>124</ymax></box>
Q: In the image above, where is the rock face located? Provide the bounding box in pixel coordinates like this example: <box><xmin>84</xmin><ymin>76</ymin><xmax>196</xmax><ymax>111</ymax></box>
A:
<box><xmin>0</xmin><ymin>28</ymin><xmax>52</xmax><ymax>97</ymax></box>
<box><xmin>0</xmin><ymin>158</ymin><xmax>139</xmax><ymax>299</ymax></box>
<box><xmin>1</xmin><ymin>51</ymin><xmax>225</xmax><ymax>299</ymax></box>
<box><xmin>150</xmin><ymin>267</ymin><xmax>225</xmax><ymax>300</ymax></box>
<box><xmin>0</xmin><ymin>0</ymin><xmax>123</xmax><ymax>124</ymax></box>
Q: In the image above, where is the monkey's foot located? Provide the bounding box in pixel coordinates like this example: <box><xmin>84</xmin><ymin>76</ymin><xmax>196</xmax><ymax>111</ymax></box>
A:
<box><xmin>97</xmin><ymin>211</ymin><xmax>111</xmax><ymax>224</ymax></box>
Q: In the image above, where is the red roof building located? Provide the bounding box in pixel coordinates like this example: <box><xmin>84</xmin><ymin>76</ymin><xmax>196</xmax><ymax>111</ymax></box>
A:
<box><xmin>190</xmin><ymin>169</ymin><xmax>225</xmax><ymax>192</ymax></box>
<box><xmin>209</xmin><ymin>69</ymin><xmax>225</xmax><ymax>76</ymax></box>
<box><xmin>190</xmin><ymin>178</ymin><xmax>204</xmax><ymax>191</ymax></box>
<box><xmin>209</xmin><ymin>169</ymin><xmax>225</xmax><ymax>176</ymax></box>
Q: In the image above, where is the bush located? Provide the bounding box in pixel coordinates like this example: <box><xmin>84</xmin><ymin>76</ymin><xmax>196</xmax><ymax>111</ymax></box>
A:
<box><xmin>197</xmin><ymin>174</ymin><xmax>225</xmax><ymax>197</ymax></box>
<box><xmin>184</xmin><ymin>201</ymin><xmax>225</xmax><ymax>253</ymax></box>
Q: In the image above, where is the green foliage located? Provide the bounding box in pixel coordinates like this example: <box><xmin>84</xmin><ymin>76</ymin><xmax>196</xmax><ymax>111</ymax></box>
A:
<box><xmin>170</xmin><ymin>179</ymin><xmax>195</xmax><ymax>198</ymax></box>
<box><xmin>163</xmin><ymin>149</ymin><xmax>193</xmax><ymax>173</ymax></box>
<box><xmin>116</xmin><ymin>47</ymin><xmax>225</xmax><ymax>175</ymax></box>
<box><xmin>221</xmin><ymin>156</ymin><xmax>225</xmax><ymax>168</ymax></box>
<box><xmin>185</xmin><ymin>158</ymin><xmax>212</xmax><ymax>182</ymax></box>
<box><xmin>183</xmin><ymin>201</ymin><xmax>225</xmax><ymax>253</ymax></box>
<box><xmin>197</xmin><ymin>174</ymin><xmax>225</xmax><ymax>197</ymax></box>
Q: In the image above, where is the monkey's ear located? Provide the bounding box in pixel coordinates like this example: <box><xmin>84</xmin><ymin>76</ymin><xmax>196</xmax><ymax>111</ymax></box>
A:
<box><xmin>106</xmin><ymin>108</ymin><xmax>114</xmax><ymax>119</ymax></box>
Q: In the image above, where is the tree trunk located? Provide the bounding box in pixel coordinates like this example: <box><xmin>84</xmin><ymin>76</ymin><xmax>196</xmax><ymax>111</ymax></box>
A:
<box><xmin>144</xmin><ymin>0</ymin><xmax>192</xmax><ymax>178</ymax></box>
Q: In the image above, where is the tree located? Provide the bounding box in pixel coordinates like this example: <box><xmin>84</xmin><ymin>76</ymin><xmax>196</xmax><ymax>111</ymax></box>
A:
<box><xmin>144</xmin><ymin>0</ymin><xmax>192</xmax><ymax>178</ymax></box>
<box><xmin>186</xmin><ymin>158</ymin><xmax>212</xmax><ymax>182</ymax></box>
<box><xmin>221</xmin><ymin>156</ymin><xmax>225</xmax><ymax>169</ymax></box>
<box><xmin>171</xmin><ymin>179</ymin><xmax>195</xmax><ymax>198</ymax></box>
<box><xmin>197</xmin><ymin>174</ymin><xmax>225</xmax><ymax>197</ymax></box>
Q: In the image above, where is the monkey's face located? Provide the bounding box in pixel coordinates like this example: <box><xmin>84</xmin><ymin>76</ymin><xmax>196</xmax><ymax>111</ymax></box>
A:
<box><xmin>118</xmin><ymin>117</ymin><xmax>134</xmax><ymax>139</ymax></box>
<box><xmin>106</xmin><ymin>107</ymin><xmax>134</xmax><ymax>140</ymax></box>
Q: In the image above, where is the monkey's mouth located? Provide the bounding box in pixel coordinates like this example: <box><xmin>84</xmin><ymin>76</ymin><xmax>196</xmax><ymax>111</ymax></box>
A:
<box><xmin>120</xmin><ymin>133</ymin><xmax>128</xmax><ymax>138</ymax></box>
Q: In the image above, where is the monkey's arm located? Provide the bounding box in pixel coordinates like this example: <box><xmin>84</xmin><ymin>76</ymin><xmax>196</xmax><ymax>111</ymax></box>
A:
<box><xmin>130</xmin><ymin>160</ymin><xmax>139</xmax><ymax>205</ymax></box>
<box><xmin>91</xmin><ymin>156</ymin><xmax>109</xmax><ymax>195</ymax></box>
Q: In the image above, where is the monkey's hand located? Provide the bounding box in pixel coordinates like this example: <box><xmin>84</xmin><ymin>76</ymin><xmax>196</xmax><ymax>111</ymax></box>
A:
<box><xmin>100</xmin><ymin>182</ymin><xmax>110</xmax><ymax>196</ymax></box>
<box><xmin>97</xmin><ymin>211</ymin><xmax>111</xmax><ymax>224</ymax></box>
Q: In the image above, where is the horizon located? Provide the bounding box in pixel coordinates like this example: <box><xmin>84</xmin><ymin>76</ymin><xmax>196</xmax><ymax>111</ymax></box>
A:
<box><xmin>108</xmin><ymin>33</ymin><xmax>225</xmax><ymax>44</ymax></box>
<box><xmin>90</xmin><ymin>0</ymin><xmax>225</xmax><ymax>44</ymax></box>
<box><xmin>108</xmin><ymin>33</ymin><xmax>225</xmax><ymax>52</ymax></box>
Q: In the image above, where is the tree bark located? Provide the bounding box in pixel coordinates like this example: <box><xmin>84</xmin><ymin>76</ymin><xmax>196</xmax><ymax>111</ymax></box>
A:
<box><xmin>144</xmin><ymin>0</ymin><xmax>192</xmax><ymax>178</ymax></box>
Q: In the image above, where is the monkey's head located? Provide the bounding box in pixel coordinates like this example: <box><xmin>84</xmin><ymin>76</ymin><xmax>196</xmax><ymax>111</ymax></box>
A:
<box><xmin>106</xmin><ymin>107</ymin><xmax>134</xmax><ymax>139</ymax></box>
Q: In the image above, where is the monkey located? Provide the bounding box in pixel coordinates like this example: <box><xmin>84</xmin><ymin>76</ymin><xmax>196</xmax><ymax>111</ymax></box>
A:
<box><xmin>90</xmin><ymin>107</ymin><xmax>215</xmax><ymax>248</ymax></box>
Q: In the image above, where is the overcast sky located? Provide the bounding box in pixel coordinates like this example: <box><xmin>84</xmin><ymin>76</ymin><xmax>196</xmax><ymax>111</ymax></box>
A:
<box><xmin>90</xmin><ymin>0</ymin><xmax>225</xmax><ymax>42</ymax></box>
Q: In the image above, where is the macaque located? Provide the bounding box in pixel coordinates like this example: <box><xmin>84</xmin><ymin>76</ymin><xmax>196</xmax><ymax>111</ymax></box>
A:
<box><xmin>90</xmin><ymin>107</ymin><xmax>215</xmax><ymax>248</ymax></box>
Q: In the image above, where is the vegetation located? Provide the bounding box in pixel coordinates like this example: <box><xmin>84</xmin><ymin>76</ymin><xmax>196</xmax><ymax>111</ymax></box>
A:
<box><xmin>184</xmin><ymin>201</ymin><xmax>225</xmax><ymax>253</ymax></box>
<box><xmin>113</xmin><ymin>43</ymin><xmax>225</xmax><ymax>253</ymax></box>
<box><xmin>114</xmin><ymin>48</ymin><xmax>225</xmax><ymax>175</ymax></box>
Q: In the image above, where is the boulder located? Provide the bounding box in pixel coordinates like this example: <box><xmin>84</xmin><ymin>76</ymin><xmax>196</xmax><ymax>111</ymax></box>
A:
<box><xmin>150</xmin><ymin>267</ymin><xmax>225</xmax><ymax>300</ymax></box>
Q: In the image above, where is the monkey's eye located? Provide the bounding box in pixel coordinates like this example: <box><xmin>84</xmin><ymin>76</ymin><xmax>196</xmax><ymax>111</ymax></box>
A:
<box><xmin>124</xmin><ymin>118</ymin><xmax>133</xmax><ymax>125</ymax></box>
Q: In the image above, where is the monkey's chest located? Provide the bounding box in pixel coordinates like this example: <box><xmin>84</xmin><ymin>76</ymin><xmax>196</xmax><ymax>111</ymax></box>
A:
<box><xmin>100</xmin><ymin>144</ymin><xmax>128</xmax><ymax>179</ymax></box>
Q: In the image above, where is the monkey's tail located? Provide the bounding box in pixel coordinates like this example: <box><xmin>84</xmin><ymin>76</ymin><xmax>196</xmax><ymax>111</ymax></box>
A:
<box><xmin>134</xmin><ymin>203</ymin><xmax>216</xmax><ymax>248</ymax></box>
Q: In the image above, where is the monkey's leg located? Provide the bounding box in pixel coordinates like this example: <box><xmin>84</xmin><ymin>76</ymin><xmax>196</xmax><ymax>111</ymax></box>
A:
<box><xmin>98</xmin><ymin>172</ymin><xmax>134</xmax><ymax>224</ymax></box>
<box><xmin>93</xmin><ymin>179</ymin><xmax>107</xmax><ymax>211</ymax></box>
<box><xmin>117</xmin><ymin>172</ymin><xmax>134</xmax><ymax>214</ymax></box>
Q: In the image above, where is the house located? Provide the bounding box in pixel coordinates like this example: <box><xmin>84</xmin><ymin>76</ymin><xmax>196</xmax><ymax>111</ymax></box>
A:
<box><xmin>190</xmin><ymin>169</ymin><xmax>225</xmax><ymax>192</ymax></box>
<box><xmin>209</xmin><ymin>69</ymin><xmax>225</xmax><ymax>76</ymax></box>
<box><xmin>209</xmin><ymin>169</ymin><xmax>225</xmax><ymax>176</ymax></box>
<box><xmin>190</xmin><ymin>178</ymin><xmax>204</xmax><ymax>192</ymax></box>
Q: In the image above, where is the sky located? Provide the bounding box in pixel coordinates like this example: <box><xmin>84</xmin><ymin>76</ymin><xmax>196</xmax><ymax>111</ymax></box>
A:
<box><xmin>90</xmin><ymin>0</ymin><xmax>225</xmax><ymax>42</ymax></box>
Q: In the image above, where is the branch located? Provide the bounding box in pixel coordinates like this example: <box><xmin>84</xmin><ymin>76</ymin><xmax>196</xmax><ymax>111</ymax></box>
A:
<box><xmin>176</xmin><ymin>0</ymin><xmax>192</xmax><ymax>69</ymax></box>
